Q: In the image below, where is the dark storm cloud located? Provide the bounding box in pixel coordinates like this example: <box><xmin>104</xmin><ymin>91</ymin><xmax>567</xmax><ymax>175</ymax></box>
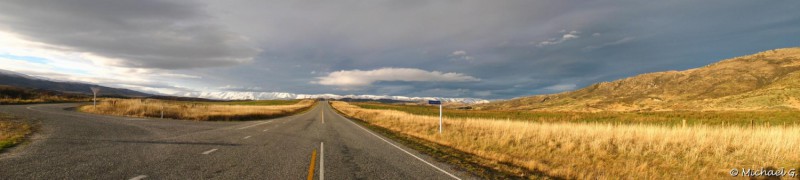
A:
<box><xmin>3</xmin><ymin>0</ymin><xmax>799</xmax><ymax>99</ymax></box>
<box><xmin>0</xmin><ymin>0</ymin><xmax>259</xmax><ymax>69</ymax></box>
<box><xmin>189</xmin><ymin>0</ymin><xmax>800</xmax><ymax>99</ymax></box>
<box><xmin>217</xmin><ymin>85</ymin><xmax>263</xmax><ymax>92</ymax></box>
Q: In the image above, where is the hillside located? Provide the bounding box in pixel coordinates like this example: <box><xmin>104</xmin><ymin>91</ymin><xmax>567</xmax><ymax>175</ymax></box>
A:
<box><xmin>0</xmin><ymin>69</ymin><xmax>151</xmax><ymax>97</ymax></box>
<box><xmin>0</xmin><ymin>85</ymin><xmax>90</xmax><ymax>104</ymax></box>
<box><xmin>479</xmin><ymin>47</ymin><xmax>800</xmax><ymax>111</ymax></box>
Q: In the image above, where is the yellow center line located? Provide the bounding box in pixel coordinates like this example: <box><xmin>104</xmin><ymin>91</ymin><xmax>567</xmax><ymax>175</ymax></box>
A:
<box><xmin>307</xmin><ymin>149</ymin><xmax>317</xmax><ymax>180</ymax></box>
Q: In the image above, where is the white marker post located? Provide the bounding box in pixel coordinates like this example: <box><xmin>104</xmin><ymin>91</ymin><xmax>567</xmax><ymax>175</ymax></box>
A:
<box><xmin>428</xmin><ymin>100</ymin><xmax>443</xmax><ymax>134</ymax></box>
<box><xmin>90</xmin><ymin>87</ymin><xmax>100</xmax><ymax>109</ymax></box>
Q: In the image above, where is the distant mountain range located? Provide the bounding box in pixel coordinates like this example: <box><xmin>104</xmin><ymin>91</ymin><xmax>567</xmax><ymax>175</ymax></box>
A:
<box><xmin>9</xmin><ymin>47</ymin><xmax>800</xmax><ymax>109</ymax></box>
<box><xmin>478</xmin><ymin>47</ymin><xmax>800</xmax><ymax>111</ymax></box>
<box><xmin>0</xmin><ymin>69</ymin><xmax>151</xmax><ymax>97</ymax></box>
<box><xmin>0</xmin><ymin>69</ymin><xmax>490</xmax><ymax>104</ymax></box>
<box><xmin>173</xmin><ymin>91</ymin><xmax>490</xmax><ymax>104</ymax></box>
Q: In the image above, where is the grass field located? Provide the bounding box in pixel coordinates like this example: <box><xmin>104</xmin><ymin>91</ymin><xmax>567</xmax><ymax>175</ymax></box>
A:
<box><xmin>0</xmin><ymin>97</ymin><xmax>88</xmax><ymax>104</ymax></box>
<box><xmin>333</xmin><ymin>101</ymin><xmax>800</xmax><ymax>179</ymax></box>
<box><xmin>80</xmin><ymin>99</ymin><xmax>315</xmax><ymax>121</ymax></box>
<box><xmin>0</xmin><ymin>114</ymin><xmax>32</xmax><ymax>152</ymax></box>
<box><xmin>353</xmin><ymin>102</ymin><xmax>800</xmax><ymax>126</ymax></box>
<box><xmin>0</xmin><ymin>85</ymin><xmax>91</xmax><ymax>105</ymax></box>
<box><xmin>195</xmin><ymin>99</ymin><xmax>302</xmax><ymax>106</ymax></box>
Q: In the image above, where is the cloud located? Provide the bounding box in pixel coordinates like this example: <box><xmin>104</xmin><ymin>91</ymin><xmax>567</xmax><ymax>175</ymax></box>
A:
<box><xmin>542</xmin><ymin>84</ymin><xmax>577</xmax><ymax>92</ymax></box>
<box><xmin>583</xmin><ymin>37</ymin><xmax>635</xmax><ymax>51</ymax></box>
<box><xmin>452</xmin><ymin>50</ymin><xmax>467</xmax><ymax>56</ymax></box>
<box><xmin>314</xmin><ymin>68</ymin><xmax>480</xmax><ymax>87</ymax></box>
<box><xmin>0</xmin><ymin>0</ymin><xmax>260</xmax><ymax>69</ymax></box>
<box><xmin>450</xmin><ymin>50</ymin><xmax>474</xmax><ymax>61</ymax></box>
<box><xmin>0</xmin><ymin>31</ymin><xmax>211</xmax><ymax>95</ymax></box>
<box><xmin>537</xmin><ymin>30</ymin><xmax>581</xmax><ymax>47</ymax></box>
<box><xmin>473</xmin><ymin>90</ymin><xmax>492</xmax><ymax>97</ymax></box>
<box><xmin>3</xmin><ymin>0</ymin><xmax>799</xmax><ymax>100</ymax></box>
<box><xmin>218</xmin><ymin>85</ymin><xmax>263</xmax><ymax>92</ymax></box>
<box><xmin>158</xmin><ymin>73</ymin><xmax>202</xmax><ymax>79</ymax></box>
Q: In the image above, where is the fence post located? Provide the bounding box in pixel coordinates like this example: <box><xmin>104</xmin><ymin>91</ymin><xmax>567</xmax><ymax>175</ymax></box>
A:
<box><xmin>438</xmin><ymin>104</ymin><xmax>442</xmax><ymax>134</ymax></box>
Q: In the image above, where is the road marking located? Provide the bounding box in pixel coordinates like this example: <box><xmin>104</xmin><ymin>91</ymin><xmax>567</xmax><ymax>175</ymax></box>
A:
<box><xmin>321</xmin><ymin>111</ymin><xmax>324</xmax><ymax>124</ymax></box>
<box><xmin>342</xmin><ymin>116</ymin><xmax>461</xmax><ymax>180</ymax></box>
<box><xmin>129</xmin><ymin>175</ymin><xmax>148</xmax><ymax>180</ymax></box>
<box><xmin>243</xmin><ymin>136</ymin><xmax>251</xmax><ymax>139</ymax></box>
<box><xmin>237</xmin><ymin>121</ymin><xmax>271</xmax><ymax>130</ymax></box>
<box><xmin>201</xmin><ymin>148</ymin><xmax>218</xmax><ymax>155</ymax></box>
<box><xmin>320</xmin><ymin>142</ymin><xmax>324</xmax><ymax>180</ymax></box>
<box><xmin>263</xmin><ymin>129</ymin><xmax>269</xmax><ymax>132</ymax></box>
<box><xmin>307</xmin><ymin>149</ymin><xmax>318</xmax><ymax>180</ymax></box>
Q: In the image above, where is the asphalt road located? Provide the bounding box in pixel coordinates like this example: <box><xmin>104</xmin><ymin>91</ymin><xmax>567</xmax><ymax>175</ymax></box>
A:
<box><xmin>0</xmin><ymin>101</ymin><xmax>471</xmax><ymax>179</ymax></box>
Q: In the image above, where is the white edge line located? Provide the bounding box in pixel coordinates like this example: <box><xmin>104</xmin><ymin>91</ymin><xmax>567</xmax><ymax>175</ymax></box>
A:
<box><xmin>128</xmin><ymin>175</ymin><xmax>148</xmax><ymax>180</ymax></box>
<box><xmin>237</xmin><ymin>121</ymin><xmax>271</xmax><ymax>130</ymax></box>
<box><xmin>338</xmin><ymin>113</ymin><xmax>461</xmax><ymax>180</ymax></box>
<box><xmin>201</xmin><ymin>148</ymin><xmax>218</xmax><ymax>155</ymax></box>
<box><xmin>320</xmin><ymin>142</ymin><xmax>325</xmax><ymax>180</ymax></box>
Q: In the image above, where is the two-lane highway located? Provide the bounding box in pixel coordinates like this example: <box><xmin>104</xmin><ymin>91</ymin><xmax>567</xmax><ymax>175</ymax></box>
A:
<box><xmin>0</xmin><ymin>102</ymin><xmax>470</xmax><ymax>179</ymax></box>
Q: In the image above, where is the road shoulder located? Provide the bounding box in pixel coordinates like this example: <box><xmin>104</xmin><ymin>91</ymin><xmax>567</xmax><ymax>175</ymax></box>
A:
<box><xmin>328</xmin><ymin>103</ymin><xmax>553</xmax><ymax>179</ymax></box>
<box><xmin>0</xmin><ymin>113</ymin><xmax>35</xmax><ymax>154</ymax></box>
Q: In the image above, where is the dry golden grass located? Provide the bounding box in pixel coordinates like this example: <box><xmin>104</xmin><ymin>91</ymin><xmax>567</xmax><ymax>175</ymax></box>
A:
<box><xmin>0</xmin><ymin>97</ymin><xmax>88</xmax><ymax>104</ymax></box>
<box><xmin>353</xmin><ymin>102</ymin><xmax>800</xmax><ymax>126</ymax></box>
<box><xmin>331</xmin><ymin>101</ymin><xmax>800</xmax><ymax>179</ymax></box>
<box><xmin>479</xmin><ymin>47</ymin><xmax>800</xmax><ymax>112</ymax></box>
<box><xmin>0</xmin><ymin>114</ymin><xmax>32</xmax><ymax>151</ymax></box>
<box><xmin>80</xmin><ymin>99</ymin><xmax>315</xmax><ymax>121</ymax></box>
<box><xmin>0</xmin><ymin>85</ymin><xmax>90</xmax><ymax>104</ymax></box>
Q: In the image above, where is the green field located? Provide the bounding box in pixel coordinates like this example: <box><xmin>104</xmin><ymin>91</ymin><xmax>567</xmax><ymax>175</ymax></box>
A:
<box><xmin>352</xmin><ymin>102</ymin><xmax>800</xmax><ymax>126</ymax></box>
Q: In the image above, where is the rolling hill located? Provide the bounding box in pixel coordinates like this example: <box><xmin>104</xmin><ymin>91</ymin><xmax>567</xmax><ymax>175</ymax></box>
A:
<box><xmin>478</xmin><ymin>47</ymin><xmax>800</xmax><ymax>112</ymax></box>
<box><xmin>0</xmin><ymin>85</ymin><xmax>92</xmax><ymax>104</ymax></box>
<box><xmin>0</xmin><ymin>69</ymin><xmax>151</xmax><ymax>97</ymax></box>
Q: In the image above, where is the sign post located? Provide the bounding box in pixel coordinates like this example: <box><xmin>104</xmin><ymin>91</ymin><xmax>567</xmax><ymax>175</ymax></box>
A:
<box><xmin>428</xmin><ymin>100</ymin><xmax>442</xmax><ymax>134</ymax></box>
<box><xmin>90</xmin><ymin>87</ymin><xmax>100</xmax><ymax>109</ymax></box>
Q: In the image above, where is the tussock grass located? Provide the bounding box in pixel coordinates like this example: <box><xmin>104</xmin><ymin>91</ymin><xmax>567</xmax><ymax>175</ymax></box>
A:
<box><xmin>355</xmin><ymin>102</ymin><xmax>800</xmax><ymax>126</ymax></box>
<box><xmin>0</xmin><ymin>114</ymin><xmax>32</xmax><ymax>151</ymax></box>
<box><xmin>196</xmin><ymin>99</ymin><xmax>302</xmax><ymax>106</ymax></box>
<box><xmin>0</xmin><ymin>86</ymin><xmax>89</xmax><ymax>104</ymax></box>
<box><xmin>332</xmin><ymin>101</ymin><xmax>800</xmax><ymax>179</ymax></box>
<box><xmin>80</xmin><ymin>99</ymin><xmax>315</xmax><ymax>121</ymax></box>
<box><xmin>0</xmin><ymin>97</ymin><xmax>88</xmax><ymax>104</ymax></box>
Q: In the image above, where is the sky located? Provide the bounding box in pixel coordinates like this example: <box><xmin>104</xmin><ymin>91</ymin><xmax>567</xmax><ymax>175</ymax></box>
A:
<box><xmin>1</xmin><ymin>0</ymin><xmax>799</xmax><ymax>99</ymax></box>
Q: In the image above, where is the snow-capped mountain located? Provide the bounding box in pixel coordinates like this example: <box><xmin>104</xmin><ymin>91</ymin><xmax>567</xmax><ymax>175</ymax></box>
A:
<box><xmin>174</xmin><ymin>91</ymin><xmax>490</xmax><ymax>104</ymax></box>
